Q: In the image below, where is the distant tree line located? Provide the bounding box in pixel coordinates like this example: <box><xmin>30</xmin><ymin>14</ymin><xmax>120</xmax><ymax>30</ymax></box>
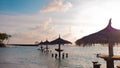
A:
<box><xmin>0</xmin><ymin>32</ymin><xmax>11</xmax><ymax>47</ymax></box>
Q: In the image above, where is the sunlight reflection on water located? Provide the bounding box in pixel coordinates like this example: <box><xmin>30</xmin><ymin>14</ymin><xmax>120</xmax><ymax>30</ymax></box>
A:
<box><xmin>0</xmin><ymin>45</ymin><xmax>120</xmax><ymax>68</ymax></box>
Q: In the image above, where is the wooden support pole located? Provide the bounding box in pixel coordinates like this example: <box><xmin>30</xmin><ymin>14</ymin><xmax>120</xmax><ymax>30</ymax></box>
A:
<box><xmin>62</xmin><ymin>53</ymin><xmax>64</xmax><ymax>59</ymax></box>
<box><xmin>52</xmin><ymin>53</ymin><xmax>54</xmax><ymax>58</ymax></box>
<box><xmin>58</xmin><ymin>44</ymin><xmax>61</xmax><ymax>59</ymax></box>
<box><xmin>109</xmin><ymin>43</ymin><xmax>113</xmax><ymax>57</ymax></box>
<box><xmin>106</xmin><ymin>58</ymin><xmax>114</xmax><ymax>68</ymax></box>
<box><xmin>92</xmin><ymin>61</ymin><xmax>101</xmax><ymax>68</ymax></box>
<box><xmin>106</xmin><ymin>43</ymin><xmax>114</xmax><ymax>68</ymax></box>
<box><xmin>92</xmin><ymin>61</ymin><xmax>98</xmax><ymax>68</ymax></box>
<box><xmin>55</xmin><ymin>53</ymin><xmax>57</xmax><ymax>59</ymax></box>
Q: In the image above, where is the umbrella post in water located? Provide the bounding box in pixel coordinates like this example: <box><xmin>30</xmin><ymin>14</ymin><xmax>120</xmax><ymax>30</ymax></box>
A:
<box><xmin>75</xmin><ymin>19</ymin><xmax>120</xmax><ymax>68</ymax></box>
<box><xmin>43</xmin><ymin>40</ymin><xmax>50</xmax><ymax>53</ymax></box>
<box><xmin>50</xmin><ymin>35</ymin><xmax>72</xmax><ymax>59</ymax></box>
<box><xmin>55</xmin><ymin>44</ymin><xmax>63</xmax><ymax>59</ymax></box>
<box><xmin>38</xmin><ymin>41</ymin><xmax>44</xmax><ymax>52</ymax></box>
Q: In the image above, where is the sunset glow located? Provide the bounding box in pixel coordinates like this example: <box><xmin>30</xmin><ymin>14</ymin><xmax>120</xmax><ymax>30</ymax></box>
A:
<box><xmin>0</xmin><ymin>0</ymin><xmax>120</xmax><ymax>44</ymax></box>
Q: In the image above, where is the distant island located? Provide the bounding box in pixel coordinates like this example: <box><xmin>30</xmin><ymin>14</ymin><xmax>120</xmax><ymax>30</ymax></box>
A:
<box><xmin>9</xmin><ymin>44</ymin><xmax>38</xmax><ymax>46</ymax></box>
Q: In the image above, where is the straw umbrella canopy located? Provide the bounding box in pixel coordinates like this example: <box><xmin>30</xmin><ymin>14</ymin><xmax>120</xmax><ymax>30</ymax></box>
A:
<box><xmin>39</xmin><ymin>41</ymin><xmax>44</xmax><ymax>45</ymax></box>
<box><xmin>50</xmin><ymin>35</ymin><xmax>72</xmax><ymax>59</ymax></box>
<box><xmin>38</xmin><ymin>41</ymin><xmax>44</xmax><ymax>49</ymax></box>
<box><xmin>43</xmin><ymin>40</ymin><xmax>50</xmax><ymax>50</ymax></box>
<box><xmin>50</xmin><ymin>35</ymin><xmax>72</xmax><ymax>45</ymax></box>
<box><xmin>75</xmin><ymin>19</ymin><xmax>120</xmax><ymax>68</ymax></box>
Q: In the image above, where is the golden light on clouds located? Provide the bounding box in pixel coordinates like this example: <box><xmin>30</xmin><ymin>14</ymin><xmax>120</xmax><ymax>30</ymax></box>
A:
<box><xmin>1</xmin><ymin>0</ymin><xmax>120</xmax><ymax>44</ymax></box>
<box><xmin>40</xmin><ymin>0</ymin><xmax>73</xmax><ymax>13</ymax></box>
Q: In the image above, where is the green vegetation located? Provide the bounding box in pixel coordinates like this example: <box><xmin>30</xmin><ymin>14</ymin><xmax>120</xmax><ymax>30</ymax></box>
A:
<box><xmin>0</xmin><ymin>32</ymin><xmax>11</xmax><ymax>47</ymax></box>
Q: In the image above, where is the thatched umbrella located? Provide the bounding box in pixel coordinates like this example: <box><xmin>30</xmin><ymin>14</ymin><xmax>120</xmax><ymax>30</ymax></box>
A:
<box><xmin>38</xmin><ymin>41</ymin><xmax>44</xmax><ymax>50</ymax></box>
<box><xmin>43</xmin><ymin>40</ymin><xmax>50</xmax><ymax>50</ymax></box>
<box><xmin>50</xmin><ymin>35</ymin><xmax>72</xmax><ymax>59</ymax></box>
<box><xmin>39</xmin><ymin>41</ymin><xmax>44</xmax><ymax>45</ymax></box>
<box><xmin>75</xmin><ymin>19</ymin><xmax>120</xmax><ymax>68</ymax></box>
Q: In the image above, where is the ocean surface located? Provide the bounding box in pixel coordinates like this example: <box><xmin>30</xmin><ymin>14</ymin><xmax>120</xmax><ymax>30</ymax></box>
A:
<box><xmin>0</xmin><ymin>45</ymin><xmax>120</xmax><ymax>68</ymax></box>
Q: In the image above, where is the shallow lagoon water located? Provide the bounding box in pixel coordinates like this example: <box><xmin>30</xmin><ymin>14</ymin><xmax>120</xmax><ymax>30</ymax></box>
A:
<box><xmin>0</xmin><ymin>45</ymin><xmax>120</xmax><ymax>68</ymax></box>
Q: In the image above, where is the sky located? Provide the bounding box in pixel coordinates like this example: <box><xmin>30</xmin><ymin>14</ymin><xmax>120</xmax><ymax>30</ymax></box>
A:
<box><xmin>1</xmin><ymin>0</ymin><xmax>120</xmax><ymax>44</ymax></box>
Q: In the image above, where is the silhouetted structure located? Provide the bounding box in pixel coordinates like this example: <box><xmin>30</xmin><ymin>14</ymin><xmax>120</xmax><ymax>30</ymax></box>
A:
<box><xmin>38</xmin><ymin>41</ymin><xmax>44</xmax><ymax>52</ymax></box>
<box><xmin>92</xmin><ymin>61</ymin><xmax>101</xmax><ymax>68</ymax></box>
<box><xmin>50</xmin><ymin>35</ymin><xmax>72</xmax><ymax>59</ymax></box>
<box><xmin>43</xmin><ymin>40</ymin><xmax>50</xmax><ymax>53</ymax></box>
<box><xmin>75</xmin><ymin>19</ymin><xmax>120</xmax><ymax>68</ymax></box>
<box><xmin>0</xmin><ymin>41</ymin><xmax>6</xmax><ymax>47</ymax></box>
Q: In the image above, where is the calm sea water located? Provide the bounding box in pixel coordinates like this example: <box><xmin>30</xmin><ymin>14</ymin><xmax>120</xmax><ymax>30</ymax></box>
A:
<box><xmin>0</xmin><ymin>45</ymin><xmax>120</xmax><ymax>68</ymax></box>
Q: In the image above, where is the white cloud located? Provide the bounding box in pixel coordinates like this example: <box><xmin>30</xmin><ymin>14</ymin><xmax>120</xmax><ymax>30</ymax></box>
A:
<box><xmin>30</xmin><ymin>18</ymin><xmax>56</xmax><ymax>34</ymax></box>
<box><xmin>11</xmin><ymin>32</ymin><xmax>39</xmax><ymax>44</ymax></box>
<box><xmin>40</xmin><ymin>0</ymin><xmax>73</xmax><ymax>13</ymax></box>
<box><xmin>0</xmin><ymin>13</ymin><xmax>76</xmax><ymax>44</ymax></box>
<box><xmin>11</xmin><ymin>17</ymin><xmax>57</xmax><ymax>44</ymax></box>
<box><xmin>2</xmin><ymin>0</ymin><xmax>120</xmax><ymax>44</ymax></box>
<box><xmin>31</xmin><ymin>18</ymin><xmax>52</xmax><ymax>30</ymax></box>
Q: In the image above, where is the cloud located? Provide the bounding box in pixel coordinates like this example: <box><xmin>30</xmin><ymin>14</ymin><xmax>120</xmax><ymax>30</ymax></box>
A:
<box><xmin>18</xmin><ymin>18</ymin><xmax>54</xmax><ymax>43</ymax></box>
<box><xmin>0</xmin><ymin>14</ymin><xmax>75</xmax><ymax>44</ymax></box>
<box><xmin>21</xmin><ymin>17</ymin><xmax>57</xmax><ymax>43</ymax></box>
<box><xmin>0</xmin><ymin>14</ymin><xmax>56</xmax><ymax>44</ymax></box>
<box><xmin>31</xmin><ymin>18</ymin><xmax>52</xmax><ymax>30</ymax></box>
<box><xmin>40</xmin><ymin>0</ymin><xmax>73</xmax><ymax>13</ymax></box>
<box><xmin>29</xmin><ymin>17</ymin><xmax>56</xmax><ymax>35</ymax></box>
<box><xmin>11</xmin><ymin>32</ymin><xmax>39</xmax><ymax>44</ymax></box>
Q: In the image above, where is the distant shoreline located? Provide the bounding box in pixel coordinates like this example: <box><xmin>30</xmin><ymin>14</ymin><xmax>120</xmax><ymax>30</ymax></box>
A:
<box><xmin>8</xmin><ymin>44</ymin><xmax>38</xmax><ymax>46</ymax></box>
